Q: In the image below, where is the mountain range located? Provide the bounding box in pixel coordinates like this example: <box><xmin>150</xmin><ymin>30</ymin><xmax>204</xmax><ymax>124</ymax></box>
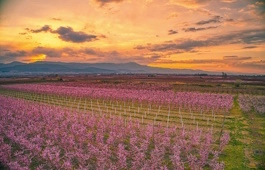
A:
<box><xmin>0</xmin><ymin>61</ymin><xmax>245</xmax><ymax>75</ymax></box>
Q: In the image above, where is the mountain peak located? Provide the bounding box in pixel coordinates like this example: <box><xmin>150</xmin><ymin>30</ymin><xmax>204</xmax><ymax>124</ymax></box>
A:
<box><xmin>8</xmin><ymin>61</ymin><xmax>23</xmax><ymax>64</ymax></box>
<box><xmin>0</xmin><ymin>61</ymin><xmax>244</xmax><ymax>75</ymax></box>
<box><xmin>124</xmin><ymin>62</ymin><xmax>141</xmax><ymax>66</ymax></box>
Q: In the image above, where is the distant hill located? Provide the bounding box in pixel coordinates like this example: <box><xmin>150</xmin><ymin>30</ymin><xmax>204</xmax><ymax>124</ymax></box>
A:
<box><xmin>0</xmin><ymin>61</ymin><xmax>231</xmax><ymax>75</ymax></box>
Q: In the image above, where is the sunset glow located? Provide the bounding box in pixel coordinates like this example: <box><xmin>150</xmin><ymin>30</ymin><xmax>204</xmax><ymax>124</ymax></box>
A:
<box><xmin>0</xmin><ymin>0</ymin><xmax>264</xmax><ymax>74</ymax></box>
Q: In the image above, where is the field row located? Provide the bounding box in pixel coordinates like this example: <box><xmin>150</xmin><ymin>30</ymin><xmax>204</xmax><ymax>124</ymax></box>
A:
<box><xmin>2</xmin><ymin>84</ymin><xmax>233</xmax><ymax>112</ymax></box>
<box><xmin>0</xmin><ymin>95</ymin><xmax>230</xmax><ymax>170</ymax></box>
<box><xmin>173</xmin><ymin>84</ymin><xmax>265</xmax><ymax>95</ymax></box>
<box><xmin>0</xmin><ymin>88</ymin><xmax>232</xmax><ymax>131</ymax></box>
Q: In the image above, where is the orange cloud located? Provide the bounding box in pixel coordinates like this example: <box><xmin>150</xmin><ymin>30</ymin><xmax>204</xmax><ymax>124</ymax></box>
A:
<box><xmin>169</xmin><ymin>0</ymin><xmax>211</xmax><ymax>8</ymax></box>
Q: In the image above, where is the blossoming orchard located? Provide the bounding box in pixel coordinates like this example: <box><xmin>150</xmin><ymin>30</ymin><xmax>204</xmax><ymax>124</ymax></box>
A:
<box><xmin>0</xmin><ymin>76</ymin><xmax>264</xmax><ymax>169</ymax></box>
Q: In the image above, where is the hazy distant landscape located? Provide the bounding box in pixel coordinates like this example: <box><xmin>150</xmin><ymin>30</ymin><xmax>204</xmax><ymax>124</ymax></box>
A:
<box><xmin>0</xmin><ymin>61</ymin><xmax>263</xmax><ymax>75</ymax></box>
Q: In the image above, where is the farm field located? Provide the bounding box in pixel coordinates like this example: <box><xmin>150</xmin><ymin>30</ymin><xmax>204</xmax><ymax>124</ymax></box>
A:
<box><xmin>2</xmin><ymin>0</ymin><xmax>265</xmax><ymax>169</ymax></box>
<box><xmin>0</xmin><ymin>75</ymin><xmax>265</xmax><ymax>170</ymax></box>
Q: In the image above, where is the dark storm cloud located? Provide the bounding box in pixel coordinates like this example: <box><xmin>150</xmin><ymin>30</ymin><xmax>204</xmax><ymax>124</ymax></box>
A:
<box><xmin>196</xmin><ymin>16</ymin><xmax>222</xmax><ymax>25</ymax></box>
<box><xmin>27</xmin><ymin>25</ymin><xmax>98</xmax><ymax>43</ymax></box>
<box><xmin>147</xmin><ymin>28</ymin><xmax>265</xmax><ymax>52</ymax></box>
<box><xmin>183</xmin><ymin>26</ymin><xmax>219</xmax><ymax>32</ymax></box>
<box><xmin>168</xmin><ymin>30</ymin><xmax>178</xmax><ymax>35</ymax></box>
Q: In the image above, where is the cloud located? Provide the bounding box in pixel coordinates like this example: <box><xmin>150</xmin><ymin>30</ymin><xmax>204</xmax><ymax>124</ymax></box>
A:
<box><xmin>81</xmin><ymin>48</ymin><xmax>107</xmax><ymax>57</ymax></box>
<box><xmin>239</xmin><ymin>60</ymin><xmax>265</xmax><ymax>71</ymax></box>
<box><xmin>81</xmin><ymin>48</ymin><xmax>160</xmax><ymax>64</ymax></box>
<box><xmin>169</xmin><ymin>0</ymin><xmax>211</xmax><ymax>8</ymax></box>
<box><xmin>196</xmin><ymin>16</ymin><xmax>222</xmax><ymax>25</ymax></box>
<box><xmin>82</xmin><ymin>48</ymin><xmax>98</xmax><ymax>55</ymax></box>
<box><xmin>51</xmin><ymin>18</ymin><xmax>62</xmax><ymax>21</ymax></box>
<box><xmin>0</xmin><ymin>46</ymin><xmax>158</xmax><ymax>65</ymax></box>
<box><xmin>150</xmin><ymin>55</ymin><xmax>161</xmax><ymax>59</ymax></box>
<box><xmin>225</xmin><ymin>18</ymin><xmax>234</xmax><ymax>22</ymax></box>
<box><xmin>0</xmin><ymin>48</ymin><xmax>27</xmax><ymax>63</ymax></box>
<box><xmin>53</xmin><ymin>27</ymin><xmax>97</xmax><ymax>43</ymax></box>
<box><xmin>221</xmin><ymin>7</ymin><xmax>231</xmax><ymax>10</ymax></box>
<box><xmin>255</xmin><ymin>1</ymin><xmax>265</xmax><ymax>17</ymax></box>
<box><xmin>153</xmin><ymin>56</ymin><xmax>265</xmax><ymax>73</ymax></box>
<box><xmin>27</xmin><ymin>25</ymin><xmax>52</xmax><ymax>33</ymax></box>
<box><xmin>221</xmin><ymin>0</ymin><xmax>237</xmax><ymax>3</ymax></box>
<box><xmin>148</xmin><ymin>40</ymin><xmax>200</xmax><ymax>52</ymax></box>
<box><xmin>156</xmin><ymin>56</ymin><xmax>252</xmax><ymax>64</ymax></box>
<box><xmin>156</xmin><ymin>59</ymin><xmax>219</xmax><ymax>64</ymax></box>
<box><xmin>134</xmin><ymin>45</ymin><xmax>146</xmax><ymax>50</ymax></box>
<box><xmin>19</xmin><ymin>32</ymin><xmax>27</xmax><ymax>35</ymax></box>
<box><xmin>0</xmin><ymin>46</ymin><xmax>74</xmax><ymax>63</ymax></box>
<box><xmin>195</xmin><ymin>8</ymin><xmax>212</xmax><ymax>16</ymax></box>
<box><xmin>32</xmin><ymin>47</ymin><xmax>62</xmax><ymax>58</ymax></box>
<box><xmin>95</xmin><ymin>0</ymin><xmax>124</xmax><ymax>6</ymax></box>
<box><xmin>183</xmin><ymin>26</ymin><xmax>219</xmax><ymax>32</ymax></box>
<box><xmin>167</xmin><ymin>12</ymin><xmax>179</xmax><ymax>19</ymax></box>
<box><xmin>145</xmin><ymin>28</ymin><xmax>265</xmax><ymax>52</ymax></box>
<box><xmin>168</xmin><ymin>30</ymin><xmax>178</xmax><ymax>35</ymax></box>
<box><xmin>242</xmin><ymin>46</ymin><xmax>257</xmax><ymax>49</ymax></box>
<box><xmin>223</xmin><ymin>56</ymin><xmax>252</xmax><ymax>60</ymax></box>
<box><xmin>27</xmin><ymin>25</ymin><xmax>98</xmax><ymax>43</ymax></box>
<box><xmin>239</xmin><ymin>1</ymin><xmax>265</xmax><ymax>19</ymax></box>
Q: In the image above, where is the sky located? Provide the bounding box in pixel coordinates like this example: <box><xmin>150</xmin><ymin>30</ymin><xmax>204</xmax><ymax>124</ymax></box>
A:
<box><xmin>0</xmin><ymin>0</ymin><xmax>265</xmax><ymax>74</ymax></box>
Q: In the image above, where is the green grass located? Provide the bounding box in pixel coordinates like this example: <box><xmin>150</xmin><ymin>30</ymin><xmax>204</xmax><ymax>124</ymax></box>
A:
<box><xmin>221</xmin><ymin>95</ymin><xmax>265</xmax><ymax>169</ymax></box>
<box><xmin>243</xmin><ymin>109</ymin><xmax>265</xmax><ymax>169</ymax></box>
<box><xmin>220</xmin><ymin>95</ymin><xmax>250</xmax><ymax>169</ymax></box>
<box><xmin>221</xmin><ymin>145</ymin><xmax>248</xmax><ymax>169</ymax></box>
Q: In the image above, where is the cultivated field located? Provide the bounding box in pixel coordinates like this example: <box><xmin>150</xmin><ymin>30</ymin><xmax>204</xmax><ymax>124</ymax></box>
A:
<box><xmin>0</xmin><ymin>75</ymin><xmax>264</xmax><ymax>169</ymax></box>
